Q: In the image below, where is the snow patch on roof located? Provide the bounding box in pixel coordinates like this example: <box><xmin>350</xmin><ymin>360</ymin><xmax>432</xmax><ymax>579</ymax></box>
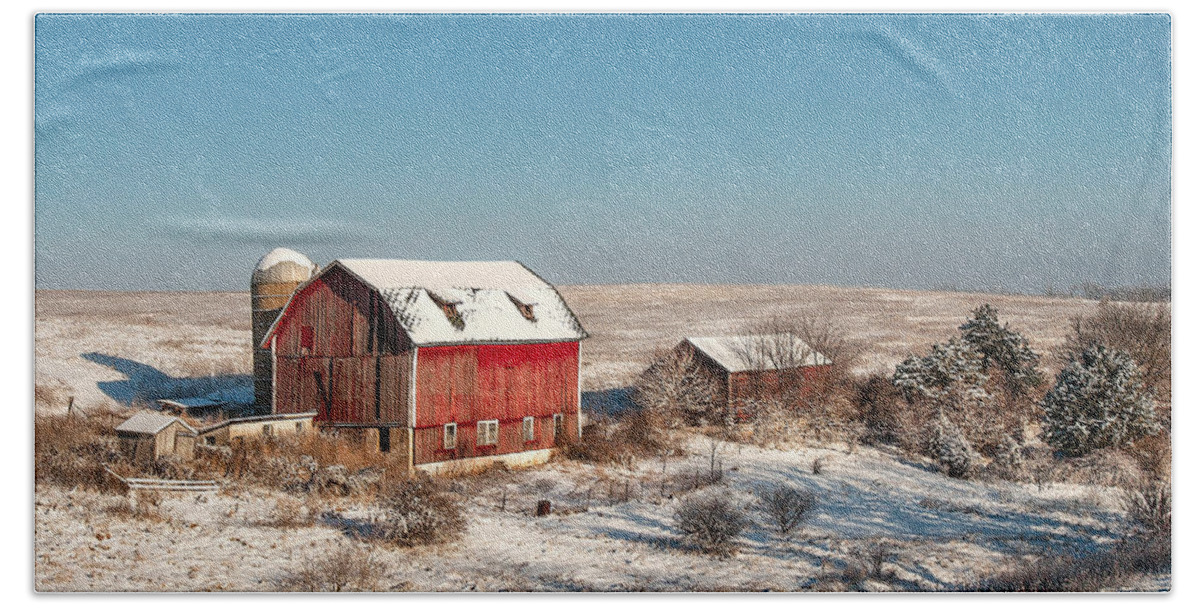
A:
<box><xmin>115</xmin><ymin>410</ymin><xmax>197</xmax><ymax>435</ymax></box>
<box><xmin>685</xmin><ymin>334</ymin><xmax>832</xmax><ymax>373</ymax></box>
<box><xmin>379</xmin><ymin>285</ymin><xmax>586</xmax><ymax>345</ymax></box>
<box><xmin>255</xmin><ymin>248</ymin><xmax>316</xmax><ymax>273</ymax></box>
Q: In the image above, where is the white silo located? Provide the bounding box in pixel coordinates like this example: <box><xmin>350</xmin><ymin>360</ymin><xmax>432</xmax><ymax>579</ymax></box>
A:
<box><xmin>251</xmin><ymin>248</ymin><xmax>317</xmax><ymax>414</ymax></box>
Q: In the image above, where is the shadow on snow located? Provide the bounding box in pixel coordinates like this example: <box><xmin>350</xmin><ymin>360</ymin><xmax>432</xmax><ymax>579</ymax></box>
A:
<box><xmin>80</xmin><ymin>352</ymin><xmax>253</xmax><ymax>411</ymax></box>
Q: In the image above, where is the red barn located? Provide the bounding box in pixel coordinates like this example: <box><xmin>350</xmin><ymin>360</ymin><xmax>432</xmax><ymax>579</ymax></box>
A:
<box><xmin>675</xmin><ymin>335</ymin><xmax>832</xmax><ymax>419</ymax></box>
<box><xmin>260</xmin><ymin>259</ymin><xmax>588</xmax><ymax>472</ymax></box>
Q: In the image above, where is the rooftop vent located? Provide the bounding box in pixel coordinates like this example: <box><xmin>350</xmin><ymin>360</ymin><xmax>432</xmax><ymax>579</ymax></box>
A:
<box><xmin>507</xmin><ymin>292</ymin><xmax>537</xmax><ymax>322</ymax></box>
<box><xmin>426</xmin><ymin>290</ymin><xmax>465</xmax><ymax>330</ymax></box>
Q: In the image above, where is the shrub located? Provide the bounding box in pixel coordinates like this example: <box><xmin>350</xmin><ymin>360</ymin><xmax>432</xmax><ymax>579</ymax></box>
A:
<box><xmin>855</xmin><ymin>374</ymin><xmax>907</xmax><ymax>446</ymax></box>
<box><xmin>853</xmin><ymin>540</ymin><xmax>898</xmax><ymax>580</ymax></box>
<box><xmin>278</xmin><ymin>544</ymin><xmax>382</xmax><ymax>592</ymax></box>
<box><xmin>973</xmin><ymin>536</ymin><xmax>1170</xmax><ymax>592</ymax></box>
<box><xmin>673</xmin><ymin>492</ymin><xmax>748</xmax><ymax>555</ymax></box>
<box><xmin>566</xmin><ymin>410</ymin><xmax>680</xmax><ymax>466</ymax></box>
<box><xmin>926</xmin><ymin>414</ymin><xmax>977</xmax><ymax>479</ymax></box>
<box><xmin>1041</xmin><ymin>346</ymin><xmax>1160</xmax><ymax>457</ymax></box>
<box><xmin>373</xmin><ymin>477</ymin><xmax>466</xmax><ymax>547</ymax></box>
<box><xmin>756</xmin><ymin>484</ymin><xmax>816</xmax><ymax>536</ymax></box>
<box><xmin>983</xmin><ymin>435</ymin><xmax>1026</xmax><ymax>481</ymax></box>
<box><xmin>634</xmin><ymin>349</ymin><xmax>719</xmax><ymax>426</ymax></box>
<box><xmin>891</xmin><ymin>305</ymin><xmax>1044</xmax><ymax>456</ymax></box>
<box><xmin>1124</xmin><ymin>479</ymin><xmax>1171</xmax><ymax>538</ymax></box>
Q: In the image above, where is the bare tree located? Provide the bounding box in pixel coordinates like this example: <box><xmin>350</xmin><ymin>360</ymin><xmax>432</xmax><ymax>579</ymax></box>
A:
<box><xmin>634</xmin><ymin>348</ymin><xmax>719</xmax><ymax>426</ymax></box>
<box><xmin>734</xmin><ymin>318</ymin><xmax>817</xmax><ymax>372</ymax></box>
<box><xmin>1059</xmin><ymin>300</ymin><xmax>1171</xmax><ymax>400</ymax></box>
<box><xmin>738</xmin><ymin>315</ymin><xmax>861</xmax><ymax>379</ymax></box>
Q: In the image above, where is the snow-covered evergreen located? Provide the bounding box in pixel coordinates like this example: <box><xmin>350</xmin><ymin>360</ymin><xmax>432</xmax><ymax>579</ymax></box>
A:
<box><xmin>926</xmin><ymin>413</ymin><xmax>978</xmax><ymax>479</ymax></box>
<box><xmin>1041</xmin><ymin>345</ymin><xmax>1159</xmax><ymax>457</ymax></box>
<box><xmin>959</xmin><ymin>304</ymin><xmax>1044</xmax><ymax>399</ymax></box>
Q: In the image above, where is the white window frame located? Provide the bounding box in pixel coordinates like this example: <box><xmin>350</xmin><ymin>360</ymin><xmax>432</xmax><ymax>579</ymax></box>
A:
<box><xmin>477</xmin><ymin>420</ymin><xmax>499</xmax><ymax>446</ymax></box>
<box><xmin>443</xmin><ymin>422</ymin><xmax>457</xmax><ymax>450</ymax></box>
<box><xmin>522</xmin><ymin>416</ymin><xmax>536</xmax><ymax>442</ymax></box>
<box><xmin>553</xmin><ymin>413</ymin><xmax>564</xmax><ymax>440</ymax></box>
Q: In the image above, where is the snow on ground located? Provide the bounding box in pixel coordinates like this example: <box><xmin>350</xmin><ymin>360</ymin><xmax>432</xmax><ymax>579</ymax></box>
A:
<box><xmin>35</xmin><ymin>436</ymin><xmax>1132</xmax><ymax>592</ymax></box>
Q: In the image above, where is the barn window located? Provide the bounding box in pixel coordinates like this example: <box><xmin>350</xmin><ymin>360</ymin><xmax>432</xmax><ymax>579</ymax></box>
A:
<box><xmin>443</xmin><ymin>423</ymin><xmax>457</xmax><ymax>450</ymax></box>
<box><xmin>553</xmin><ymin>413</ymin><xmax>564</xmax><ymax>440</ymax></box>
<box><xmin>477</xmin><ymin>420</ymin><xmax>499</xmax><ymax>446</ymax></box>
<box><xmin>300</xmin><ymin>325</ymin><xmax>315</xmax><ymax>352</ymax></box>
<box><xmin>522</xmin><ymin>416</ymin><xmax>536</xmax><ymax>442</ymax></box>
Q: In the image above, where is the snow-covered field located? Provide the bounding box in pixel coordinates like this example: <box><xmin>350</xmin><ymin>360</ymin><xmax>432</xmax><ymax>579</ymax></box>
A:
<box><xmin>35</xmin><ymin>437</ymin><xmax>1140</xmax><ymax>592</ymax></box>
<box><xmin>34</xmin><ymin>286</ymin><xmax>1096</xmax><ymax>413</ymax></box>
<box><xmin>35</xmin><ymin>287</ymin><xmax>1152</xmax><ymax>592</ymax></box>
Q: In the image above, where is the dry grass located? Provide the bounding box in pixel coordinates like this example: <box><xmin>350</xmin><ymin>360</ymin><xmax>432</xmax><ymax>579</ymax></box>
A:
<box><xmin>972</xmin><ymin>536</ymin><xmax>1170</xmax><ymax>592</ymax></box>
<box><xmin>34</xmin><ymin>412</ymin><xmax>125</xmax><ymax>492</ymax></box>
<box><xmin>36</xmin><ymin>290</ymin><xmax>251</xmax><ymax>331</ymax></box>
<box><xmin>277</xmin><ymin>544</ymin><xmax>383</xmax><ymax>592</ymax></box>
<box><xmin>217</xmin><ymin>431</ymin><xmax>411</xmax><ymax>496</ymax></box>
<box><xmin>565</xmin><ymin>410</ymin><xmax>682</xmax><ymax>466</ymax></box>
<box><xmin>261</xmin><ymin>495</ymin><xmax>320</xmax><ymax>528</ymax></box>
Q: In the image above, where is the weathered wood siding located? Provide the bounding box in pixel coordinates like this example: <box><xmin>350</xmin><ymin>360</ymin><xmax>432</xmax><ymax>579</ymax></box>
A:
<box><xmin>413</xmin><ymin>341</ymin><xmax>580</xmax><ymax>465</ymax></box>
<box><xmin>728</xmin><ymin>365</ymin><xmax>832</xmax><ymax>411</ymax></box>
<box><xmin>272</xmin><ymin>265</ymin><xmax>413</xmax><ymax>426</ymax></box>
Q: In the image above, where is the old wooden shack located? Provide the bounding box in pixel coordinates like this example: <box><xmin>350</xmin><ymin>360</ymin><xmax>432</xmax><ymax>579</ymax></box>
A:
<box><xmin>260</xmin><ymin>259</ymin><xmax>588</xmax><ymax>472</ymax></box>
<box><xmin>115</xmin><ymin>411</ymin><xmax>198</xmax><ymax>465</ymax></box>
<box><xmin>196</xmin><ymin>411</ymin><xmax>318</xmax><ymax>447</ymax></box>
<box><xmin>676</xmin><ymin>334</ymin><xmax>833</xmax><ymax>418</ymax></box>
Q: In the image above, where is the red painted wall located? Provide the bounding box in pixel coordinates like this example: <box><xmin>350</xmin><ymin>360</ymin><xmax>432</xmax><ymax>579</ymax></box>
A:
<box><xmin>413</xmin><ymin>341</ymin><xmax>580</xmax><ymax>465</ymax></box>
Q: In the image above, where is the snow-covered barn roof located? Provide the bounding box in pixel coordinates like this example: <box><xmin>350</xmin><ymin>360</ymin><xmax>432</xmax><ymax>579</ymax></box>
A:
<box><xmin>683</xmin><ymin>335</ymin><xmax>832</xmax><ymax>373</ymax></box>
<box><xmin>263</xmin><ymin>259</ymin><xmax>588</xmax><ymax>347</ymax></box>
<box><xmin>115</xmin><ymin>410</ymin><xmax>198</xmax><ymax>436</ymax></box>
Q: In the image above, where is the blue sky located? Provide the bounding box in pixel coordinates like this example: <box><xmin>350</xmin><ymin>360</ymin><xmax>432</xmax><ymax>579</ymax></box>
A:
<box><xmin>34</xmin><ymin>13</ymin><xmax>1171</xmax><ymax>292</ymax></box>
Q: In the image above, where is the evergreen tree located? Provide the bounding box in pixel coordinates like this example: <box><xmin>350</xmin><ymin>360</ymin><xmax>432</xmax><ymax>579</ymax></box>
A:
<box><xmin>959</xmin><ymin>304</ymin><xmax>1044</xmax><ymax>399</ymax></box>
<box><xmin>927</xmin><ymin>413</ymin><xmax>977</xmax><ymax>478</ymax></box>
<box><xmin>1040</xmin><ymin>345</ymin><xmax>1159</xmax><ymax>457</ymax></box>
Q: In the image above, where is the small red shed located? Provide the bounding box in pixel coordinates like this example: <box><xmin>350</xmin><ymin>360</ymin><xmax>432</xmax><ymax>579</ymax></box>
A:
<box><xmin>260</xmin><ymin>259</ymin><xmax>588</xmax><ymax>472</ymax></box>
<box><xmin>676</xmin><ymin>334</ymin><xmax>832</xmax><ymax>418</ymax></box>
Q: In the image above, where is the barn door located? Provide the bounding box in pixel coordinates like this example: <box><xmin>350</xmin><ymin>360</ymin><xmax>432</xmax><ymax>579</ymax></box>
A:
<box><xmin>331</xmin><ymin>357</ymin><xmax>376</xmax><ymax>423</ymax></box>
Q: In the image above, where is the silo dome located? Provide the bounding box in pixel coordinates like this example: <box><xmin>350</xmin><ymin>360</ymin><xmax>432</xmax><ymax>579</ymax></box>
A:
<box><xmin>252</xmin><ymin>247</ymin><xmax>318</xmax><ymax>284</ymax></box>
